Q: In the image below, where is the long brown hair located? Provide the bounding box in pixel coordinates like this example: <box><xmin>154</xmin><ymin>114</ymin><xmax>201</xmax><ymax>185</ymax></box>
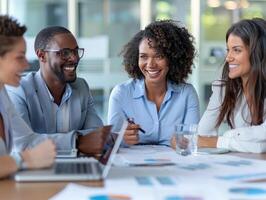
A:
<box><xmin>216</xmin><ymin>18</ymin><xmax>266</xmax><ymax>128</ymax></box>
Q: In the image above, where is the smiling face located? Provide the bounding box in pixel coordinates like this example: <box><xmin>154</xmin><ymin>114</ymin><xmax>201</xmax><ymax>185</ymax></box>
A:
<box><xmin>138</xmin><ymin>38</ymin><xmax>169</xmax><ymax>86</ymax></box>
<box><xmin>44</xmin><ymin>33</ymin><xmax>80</xmax><ymax>84</ymax></box>
<box><xmin>226</xmin><ymin>34</ymin><xmax>251</xmax><ymax>84</ymax></box>
<box><xmin>0</xmin><ymin>37</ymin><xmax>28</xmax><ymax>88</ymax></box>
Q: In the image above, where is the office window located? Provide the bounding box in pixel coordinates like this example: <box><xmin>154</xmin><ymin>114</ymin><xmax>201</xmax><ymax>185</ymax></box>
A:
<box><xmin>78</xmin><ymin>0</ymin><xmax>140</xmax><ymax>60</ymax></box>
<box><xmin>199</xmin><ymin>0</ymin><xmax>266</xmax><ymax>113</ymax></box>
<box><xmin>77</xmin><ymin>0</ymin><xmax>140</xmax><ymax>122</ymax></box>
<box><xmin>8</xmin><ymin>0</ymin><xmax>68</xmax><ymax>71</ymax></box>
<box><xmin>241</xmin><ymin>1</ymin><xmax>266</xmax><ymax>19</ymax></box>
<box><xmin>9</xmin><ymin>0</ymin><xmax>67</xmax><ymax>37</ymax></box>
<box><xmin>91</xmin><ymin>89</ymin><xmax>105</xmax><ymax>120</ymax></box>
<box><xmin>151</xmin><ymin>0</ymin><xmax>191</xmax><ymax>26</ymax></box>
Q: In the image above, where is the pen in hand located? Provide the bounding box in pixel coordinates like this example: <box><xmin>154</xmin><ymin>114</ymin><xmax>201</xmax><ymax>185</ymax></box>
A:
<box><xmin>127</xmin><ymin>118</ymin><xmax>146</xmax><ymax>134</ymax></box>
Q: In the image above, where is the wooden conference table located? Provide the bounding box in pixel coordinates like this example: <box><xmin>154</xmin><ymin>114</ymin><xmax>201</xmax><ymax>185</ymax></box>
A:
<box><xmin>0</xmin><ymin>152</ymin><xmax>266</xmax><ymax>200</ymax></box>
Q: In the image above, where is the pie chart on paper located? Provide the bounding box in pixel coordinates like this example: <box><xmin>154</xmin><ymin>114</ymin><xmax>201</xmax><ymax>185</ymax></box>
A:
<box><xmin>89</xmin><ymin>194</ymin><xmax>132</xmax><ymax>200</ymax></box>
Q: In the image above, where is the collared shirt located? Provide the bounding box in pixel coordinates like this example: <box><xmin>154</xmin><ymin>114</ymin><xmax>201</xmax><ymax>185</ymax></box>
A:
<box><xmin>198</xmin><ymin>81</ymin><xmax>266</xmax><ymax>153</ymax></box>
<box><xmin>108</xmin><ymin>79</ymin><xmax>200</xmax><ymax>146</ymax></box>
<box><xmin>44</xmin><ymin>82</ymin><xmax>71</xmax><ymax>133</ymax></box>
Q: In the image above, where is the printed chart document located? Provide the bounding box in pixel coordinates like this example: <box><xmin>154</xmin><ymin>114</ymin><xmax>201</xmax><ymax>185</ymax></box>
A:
<box><xmin>50</xmin><ymin>180</ymin><xmax>266</xmax><ymax>200</ymax></box>
<box><xmin>114</xmin><ymin>145</ymin><xmax>178</xmax><ymax>166</ymax></box>
<box><xmin>50</xmin><ymin>183</ymin><xmax>155</xmax><ymax>200</ymax></box>
<box><xmin>50</xmin><ymin>144</ymin><xmax>266</xmax><ymax>200</ymax></box>
<box><xmin>50</xmin><ymin>180</ymin><xmax>224</xmax><ymax>200</ymax></box>
<box><xmin>115</xmin><ymin>145</ymin><xmax>266</xmax><ymax>183</ymax></box>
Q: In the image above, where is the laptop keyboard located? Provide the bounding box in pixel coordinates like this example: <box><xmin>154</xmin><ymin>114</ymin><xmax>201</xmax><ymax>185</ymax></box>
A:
<box><xmin>55</xmin><ymin>162</ymin><xmax>95</xmax><ymax>174</ymax></box>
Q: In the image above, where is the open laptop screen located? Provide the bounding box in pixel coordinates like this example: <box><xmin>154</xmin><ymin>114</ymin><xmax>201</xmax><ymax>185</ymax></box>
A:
<box><xmin>14</xmin><ymin>121</ymin><xmax>127</xmax><ymax>182</ymax></box>
<box><xmin>99</xmin><ymin>121</ymin><xmax>127</xmax><ymax>178</ymax></box>
<box><xmin>99</xmin><ymin>133</ymin><xmax>118</xmax><ymax>165</ymax></box>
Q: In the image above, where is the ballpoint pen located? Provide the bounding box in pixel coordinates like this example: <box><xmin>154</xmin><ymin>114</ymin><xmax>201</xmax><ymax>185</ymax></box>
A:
<box><xmin>127</xmin><ymin>117</ymin><xmax>146</xmax><ymax>134</ymax></box>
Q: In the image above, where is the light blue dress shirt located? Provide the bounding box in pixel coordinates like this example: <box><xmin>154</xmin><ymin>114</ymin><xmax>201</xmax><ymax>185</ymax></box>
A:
<box><xmin>0</xmin><ymin>89</ymin><xmax>11</xmax><ymax>154</ymax></box>
<box><xmin>6</xmin><ymin>70</ymin><xmax>103</xmax><ymax>150</ymax></box>
<box><xmin>108</xmin><ymin>79</ymin><xmax>200</xmax><ymax>146</ymax></box>
<box><xmin>0</xmin><ymin>138</ymin><xmax>7</xmax><ymax>156</ymax></box>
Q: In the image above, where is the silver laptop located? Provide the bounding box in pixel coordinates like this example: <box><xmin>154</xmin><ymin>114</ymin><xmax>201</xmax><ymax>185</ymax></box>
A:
<box><xmin>14</xmin><ymin>121</ymin><xmax>127</xmax><ymax>182</ymax></box>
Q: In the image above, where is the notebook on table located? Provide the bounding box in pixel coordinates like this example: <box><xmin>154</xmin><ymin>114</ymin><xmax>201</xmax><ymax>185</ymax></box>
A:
<box><xmin>14</xmin><ymin>121</ymin><xmax>127</xmax><ymax>182</ymax></box>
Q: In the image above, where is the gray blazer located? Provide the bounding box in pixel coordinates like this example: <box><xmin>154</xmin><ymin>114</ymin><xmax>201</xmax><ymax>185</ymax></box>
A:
<box><xmin>6</xmin><ymin>70</ymin><xmax>103</xmax><ymax>150</ymax></box>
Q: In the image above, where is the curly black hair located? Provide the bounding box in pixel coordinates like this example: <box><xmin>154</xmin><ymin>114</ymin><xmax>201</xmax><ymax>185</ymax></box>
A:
<box><xmin>120</xmin><ymin>19</ymin><xmax>196</xmax><ymax>84</ymax></box>
<box><xmin>0</xmin><ymin>15</ymin><xmax>27</xmax><ymax>56</ymax></box>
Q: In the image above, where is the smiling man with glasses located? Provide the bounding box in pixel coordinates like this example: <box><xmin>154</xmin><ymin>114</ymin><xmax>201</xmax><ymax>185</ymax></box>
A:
<box><xmin>6</xmin><ymin>26</ymin><xmax>108</xmax><ymax>156</ymax></box>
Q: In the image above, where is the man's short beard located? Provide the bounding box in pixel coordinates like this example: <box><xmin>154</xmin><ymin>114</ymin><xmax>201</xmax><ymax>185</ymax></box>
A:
<box><xmin>66</xmin><ymin>76</ymin><xmax>77</xmax><ymax>83</ymax></box>
<box><xmin>49</xmin><ymin>60</ymin><xmax>77</xmax><ymax>83</ymax></box>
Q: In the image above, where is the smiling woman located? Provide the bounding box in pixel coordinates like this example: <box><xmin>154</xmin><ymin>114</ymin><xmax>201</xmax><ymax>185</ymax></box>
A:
<box><xmin>226</xmin><ymin>35</ymin><xmax>251</xmax><ymax>84</ymax></box>
<box><xmin>0</xmin><ymin>37</ymin><xmax>28</xmax><ymax>87</ymax></box>
<box><xmin>0</xmin><ymin>15</ymin><xmax>55</xmax><ymax>179</ymax></box>
<box><xmin>197</xmin><ymin>18</ymin><xmax>266</xmax><ymax>153</ymax></box>
<box><xmin>108</xmin><ymin>20</ymin><xmax>200</xmax><ymax>146</ymax></box>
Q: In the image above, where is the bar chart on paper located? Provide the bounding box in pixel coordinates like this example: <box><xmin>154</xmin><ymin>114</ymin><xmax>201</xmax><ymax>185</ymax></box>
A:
<box><xmin>226</xmin><ymin>183</ymin><xmax>266</xmax><ymax>200</ymax></box>
<box><xmin>89</xmin><ymin>194</ymin><xmax>132</xmax><ymax>200</ymax></box>
<box><xmin>164</xmin><ymin>196</ymin><xmax>203</xmax><ymax>200</ymax></box>
<box><xmin>229</xmin><ymin>187</ymin><xmax>266</xmax><ymax>195</ymax></box>
<box><xmin>134</xmin><ymin>176</ymin><xmax>178</xmax><ymax>187</ymax></box>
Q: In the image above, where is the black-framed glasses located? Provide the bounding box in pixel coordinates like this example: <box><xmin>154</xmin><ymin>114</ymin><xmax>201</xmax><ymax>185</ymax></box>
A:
<box><xmin>43</xmin><ymin>48</ymin><xmax>84</xmax><ymax>60</ymax></box>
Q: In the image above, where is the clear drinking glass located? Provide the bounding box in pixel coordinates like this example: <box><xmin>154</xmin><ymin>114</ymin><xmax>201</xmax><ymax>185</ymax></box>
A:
<box><xmin>175</xmin><ymin>124</ymin><xmax>198</xmax><ymax>156</ymax></box>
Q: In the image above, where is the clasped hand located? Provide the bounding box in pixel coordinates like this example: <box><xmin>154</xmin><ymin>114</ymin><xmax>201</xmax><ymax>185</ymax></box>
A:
<box><xmin>77</xmin><ymin>125</ymin><xmax>112</xmax><ymax>155</ymax></box>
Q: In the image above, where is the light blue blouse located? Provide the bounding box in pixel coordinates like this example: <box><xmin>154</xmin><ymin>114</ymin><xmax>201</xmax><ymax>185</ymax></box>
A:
<box><xmin>108</xmin><ymin>79</ymin><xmax>200</xmax><ymax>146</ymax></box>
<box><xmin>0</xmin><ymin>90</ymin><xmax>11</xmax><ymax>154</ymax></box>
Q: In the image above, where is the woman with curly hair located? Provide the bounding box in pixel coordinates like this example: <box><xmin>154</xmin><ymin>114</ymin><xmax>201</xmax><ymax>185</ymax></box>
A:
<box><xmin>0</xmin><ymin>15</ymin><xmax>55</xmax><ymax>178</ymax></box>
<box><xmin>197</xmin><ymin>18</ymin><xmax>266</xmax><ymax>153</ymax></box>
<box><xmin>108</xmin><ymin>20</ymin><xmax>199</xmax><ymax>146</ymax></box>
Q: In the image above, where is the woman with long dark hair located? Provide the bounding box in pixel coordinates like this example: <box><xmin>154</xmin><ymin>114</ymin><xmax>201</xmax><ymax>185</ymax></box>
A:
<box><xmin>197</xmin><ymin>18</ymin><xmax>266</xmax><ymax>153</ymax></box>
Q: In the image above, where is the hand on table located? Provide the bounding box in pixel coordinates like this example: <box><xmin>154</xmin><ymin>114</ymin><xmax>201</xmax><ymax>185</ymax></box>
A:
<box><xmin>197</xmin><ymin>135</ymin><xmax>218</xmax><ymax>148</ymax></box>
<box><xmin>170</xmin><ymin>135</ymin><xmax>189</xmax><ymax>150</ymax></box>
<box><xmin>77</xmin><ymin>125</ymin><xmax>112</xmax><ymax>155</ymax></box>
<box><xmin>21</xmin><ymin>139</ymin><xmax>56</xmax><ymax>169</ymax></box>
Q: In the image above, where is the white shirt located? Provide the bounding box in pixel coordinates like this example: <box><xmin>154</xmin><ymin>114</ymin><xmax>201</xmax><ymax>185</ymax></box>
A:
<box><xmin>198</xmin><ymin>82</ymin><xmax>266</xmax><ymax>153</ymax></box>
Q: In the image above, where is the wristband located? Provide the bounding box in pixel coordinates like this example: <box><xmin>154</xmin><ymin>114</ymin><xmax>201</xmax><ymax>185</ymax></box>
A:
<box><xmin>75</xmin><ymin>132</ymin><xmax>82</xmax><ymax>151</ymax></box>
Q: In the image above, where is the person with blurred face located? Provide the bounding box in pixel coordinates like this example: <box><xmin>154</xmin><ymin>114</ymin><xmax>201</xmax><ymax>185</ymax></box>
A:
<box><xmin>0</xmin><ymin>15</ymin><xmax>55</xmax><ymax>179</ymax></box>
<box><xmin>7</xmin><ymin>26</ymin><xmax>110</xmax><ymax>156</ymax></box>
<box><xmin>183</xmin><ymin>18</ymin><xmax>266</xmax><ymax>153</ymax></box>
<box><xmin>108</xmin><ymin>20</ymin><xmax>200</xmax><ymax>146</ymax></box>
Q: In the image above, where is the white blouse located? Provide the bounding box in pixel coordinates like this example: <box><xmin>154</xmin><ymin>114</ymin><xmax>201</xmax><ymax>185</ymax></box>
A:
<box><xmin>198</xmin><ymin>82</ymin><xmax>266</xmax><ymax>153</ymax></box>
